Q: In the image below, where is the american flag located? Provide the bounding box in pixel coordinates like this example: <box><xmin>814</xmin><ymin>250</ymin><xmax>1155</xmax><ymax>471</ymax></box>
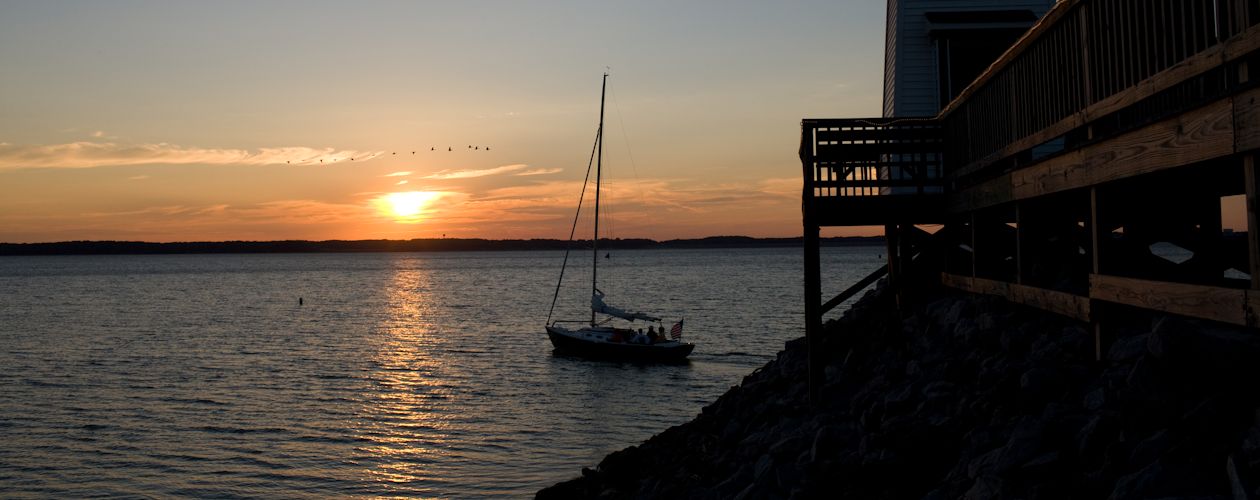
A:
<box><xmin>670</xmin><ymin>319</ymin><xmax>684</xmax><ymax>340</ymax></box>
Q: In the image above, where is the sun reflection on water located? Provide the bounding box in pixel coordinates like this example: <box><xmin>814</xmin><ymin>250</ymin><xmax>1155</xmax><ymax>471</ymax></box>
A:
<box><xmin>355</xmin><ymin>264</ymin><xmax>456</xmax><ymax>491</ymax></box>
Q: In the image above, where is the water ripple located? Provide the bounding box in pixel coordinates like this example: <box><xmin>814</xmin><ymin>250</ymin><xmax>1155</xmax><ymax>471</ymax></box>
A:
<box><xmin>0</xmin><ymin>248</ymin><xmax>882</xmax><ymax>496</ymax></box>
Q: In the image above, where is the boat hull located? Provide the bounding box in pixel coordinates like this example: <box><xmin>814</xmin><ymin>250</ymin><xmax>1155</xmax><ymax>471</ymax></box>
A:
<box><xmin>546</xmin><ymin>326</ymin><xmax>694</xmax><ymax>362</ymax></box>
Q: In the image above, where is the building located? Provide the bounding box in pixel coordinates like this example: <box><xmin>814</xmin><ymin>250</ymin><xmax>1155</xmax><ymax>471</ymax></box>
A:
<box><xmin>801</xmin><ymin>0</ymin><xmax>1260</xmax><ymax>400</ymax></box>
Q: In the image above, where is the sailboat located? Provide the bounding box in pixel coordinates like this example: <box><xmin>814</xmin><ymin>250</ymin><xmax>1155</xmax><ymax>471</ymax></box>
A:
<box><xmin>544</xmin><ymin>73</ymin><xmax>695</xmax><ymax>362</ymax></box>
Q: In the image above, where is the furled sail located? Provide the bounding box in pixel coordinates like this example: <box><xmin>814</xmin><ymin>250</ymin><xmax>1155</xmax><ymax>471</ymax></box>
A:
<box><xmin>591</xmin><ymin>290</ymin><xmax>661</xmax><ymax>322</ymax></box>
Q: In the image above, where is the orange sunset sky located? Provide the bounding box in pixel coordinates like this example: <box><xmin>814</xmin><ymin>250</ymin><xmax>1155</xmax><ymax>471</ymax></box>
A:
<box><xmin>0</xmin><ymin>1</ymin><xmax>889</xmax><ymax>243</ymax></box>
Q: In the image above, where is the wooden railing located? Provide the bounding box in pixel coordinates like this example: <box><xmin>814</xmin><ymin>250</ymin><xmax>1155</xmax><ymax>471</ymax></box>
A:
<box><xmin>800</xmin><ymin>117</ymin><xmax>943</xmax><ymax>200</ymax></box>
<box><xmin>942</xmin><ymin>0</ymin><xmax>1260</xmax><ymax>179</ymax></box>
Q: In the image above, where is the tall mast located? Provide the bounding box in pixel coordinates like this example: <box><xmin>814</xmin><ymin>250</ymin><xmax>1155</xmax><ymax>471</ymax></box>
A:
<box><xmin>592</xmin><ymin>72</ymin><xmax>607</xmax><ymax>324</ymax></box>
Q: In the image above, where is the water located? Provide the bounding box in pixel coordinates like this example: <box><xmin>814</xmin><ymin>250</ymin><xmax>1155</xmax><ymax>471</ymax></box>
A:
<box><xmin>0</xmin><ymin>246</ymin><xmax>882</xmax><ymax>497</ymax></box>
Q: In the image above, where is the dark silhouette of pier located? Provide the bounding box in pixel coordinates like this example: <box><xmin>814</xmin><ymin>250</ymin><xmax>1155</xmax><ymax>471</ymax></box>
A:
<box><xmin>802</xmin><ymin>0</ymin><xmax>1260</xmax><ymax>399</ymax></box>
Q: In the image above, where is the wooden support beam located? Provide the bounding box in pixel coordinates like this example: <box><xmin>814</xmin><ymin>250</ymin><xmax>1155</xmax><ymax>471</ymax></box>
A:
<box><xmin>1010</xmin><ymin>283</ymin><xmax>1092</xmax><ymax>322</ymax></box>
<box><xmin>940</xmin><ymin>273</ymin><xmax>1091</xmax><ymax>322</ymax></box>
<box><xmin>1089</xmin><ymin>274</ymin><xmax>1251</xmax><ymax>326</ymax></box>
<box><xmin>1090</xmin><ymin>187</ymin><xmax>1103</xmax><ymax>360</ymax></box>
<box><xmin>1015</xmin><ymin>204</ymin><xmax>1024</xmax><ymax>285</ymax></box>
<box><xmin>803</xmin><ymin>220</ymin><xmax>823</xmax><ymax>404</ymax></box>
<box><xmin>1246</xmin><ymin>155</ymin><xmax>1260</xmax><ymax>290</ymax></box>
<box><xmin>1234</xmin><ymin>88</ymin><xmax>1260</xmax><ymax>153</ymax></box>
<box><xmin>821</xmin><ymin>265</ymin><xmax>889</xmax><ymax>315</ymax></box>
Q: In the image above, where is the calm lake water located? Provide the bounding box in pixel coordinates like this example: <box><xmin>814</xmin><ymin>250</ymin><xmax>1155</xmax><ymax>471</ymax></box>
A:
<box><xmin>0</xmin><ymin>246</ymin><xmax>882</xmax><ymax>498</ymax></box>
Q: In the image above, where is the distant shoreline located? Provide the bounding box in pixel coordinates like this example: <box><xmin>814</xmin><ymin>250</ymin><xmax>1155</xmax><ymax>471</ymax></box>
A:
<box><xmin>0</xmin><ymin>236</ymin><xmax>884</xmax><ymax>256</ymax></box>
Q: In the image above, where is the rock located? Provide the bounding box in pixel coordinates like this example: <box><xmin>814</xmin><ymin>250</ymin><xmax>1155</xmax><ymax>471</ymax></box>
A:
<box><xmin>1146</xmin><ymin>316</ymin><xmax>1186</xmax><ymax>362</ymax></box>
<box><xmin>1127</xmin><ymin>429</ymin><xmax>1172</xmax><ymax>468</ymax></box>
<box><xmin>1149</xmin><ymin>316</ymin><xmax>1260</xmax><ymax>386</ymax></box>
<box><xmin>713</xmin><ymin>464</ymin><xmax>753</xmax><ymax>499</ymax></box>
<box><xmin>1084</xmin><ymin>387</ymin><xmax>1107</xmax><ymax>411</ymax></box>
<box><xmin>943</xmin><ymin>299</ymin><xmax>969</xmax><ymax>327</ymax></box>
<box><xmin>967</xmin><ymin>446</ymin><xmax>1003</xmax><ymax>479</ymax></box>
<box><xmin>922</xmin><ymin>380</ymin><xmax>957</xmax><ymax>400</ymax></box>
<box><xmin>775</xmin><ymin>464</ymin><xmax>805</xmax><ymax>492</ymax></box>
<box><xmin>754</xmin><ymin>454</ymin><xmax>774</xmax><ymax>480</ymax></box>
<box><xmin>1020</xmin><ymin>366</ymin><xmax>1066</xmax><ymax>405</ymax></box>
<box><xmin>976</xmin><ymin>311</ymin><xmax>999</xmax><ymax>332</ymax></box>
<box><xmin>810</xmin><ymin>425</ymin><xmax>850</xmax><ymax>462</ymax></box>
<box><xmin>769</xmin><ymin>435</ymin><xmax>806</xmax><ymax>460</ymax></box>
<box><xmin>1107</xmin><ymin>460</ymin><xmax>1179</xmax><ymax>500</ymax></box>
<box><xmin>963</xmin><ymin>475</ymin><xmax>1003</xmax><ymax>500</ymax></box>
<box><xmin>1228</xmin><ymin>454</ymin><xmax>1251</xmax><ymax>500</ymax></box>
<box><xmin>1076</xmin><ymin>414</ymin><xmax>1119</xmax><ymax>458</ymax></box>
<box><xmin>539</xmin><ymin>286</ymin><xmax>1260</xmax><ymax>499</ymax></box>
<box><xmin>1107</xmin><ymin>333</ymin><xmax>1150</xmax><ymax>362</ymax></box>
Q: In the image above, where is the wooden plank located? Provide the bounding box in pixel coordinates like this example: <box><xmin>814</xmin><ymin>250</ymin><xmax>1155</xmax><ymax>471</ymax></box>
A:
<box><xmin>814</xmin><ymin>127</ymin><xmax>938</xmax><ymax>143</ymax></box>
<box><xmin>1089</xmin><ymin>274</ymin><xmax>1248</xmax><ymax>326</ymax></box>
<box><xmin>941</xmin><ymin>273</ymin><xmax>1091</xmax><ymax>321</ymax></box>
<box><xmin>949</xmin><ymin>174</ymin><xmax>1013</xmax><ymax>213</ymax></box>
<box><xmin>1009</xmin><ymin>150</ymin><xmax>1085</xmax><ymax>199</ymax></box>
<box><xmin>1247</xmin><ymin>291</ymin><xmax>1260</xmax><ymax>328</ymax></box>
<box><xmin>1010</xmin><ymin>283</ymin><xmax>1092</xmax><ymax>321</ymax></box>
<box><xmin>940</xmin><ymin>272</ymin><xmax>972</xmax><ymax>291</ymax></box>
<box><xmin>970</xmin><ymin>276</ymin><xmax>1009</xmax><ymax>297</ymax></box>
<box><xmin>1009</xmin><ymin>98</ymin><xmax>1235</xmax><ymax>200</ymax></box>
<box><xmin>1234</xmin><ymin>87</ymin><xmax>1260</xmax><ymax>152</ymax></box>
<box><xmin>812</xmin><ymin>179</ymin><xmax>941</xmax><ymax>189</ymax></box>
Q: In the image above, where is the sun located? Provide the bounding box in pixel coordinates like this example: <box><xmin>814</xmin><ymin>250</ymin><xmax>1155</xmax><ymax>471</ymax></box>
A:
<box><xmin>375</xmin><ymin>191</ymin><xmax>442</xmax><ymax>222</ymax></box>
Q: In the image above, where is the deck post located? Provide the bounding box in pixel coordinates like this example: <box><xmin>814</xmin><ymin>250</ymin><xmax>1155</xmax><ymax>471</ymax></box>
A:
<box><xmin>885</xmin><ymin>223</ymin><xmax>902</xmax><ymax>310</ymax></box>
<box><xmin>1247</xmin><ymin>155</ymin><xmax>1260</xmax><ymax>290</ymax></box>
<box><xmin>1015</xmin><ymin>204</ymin><xmax>1024</xmax><ymax>285</ymax></box>
<box><xmin>1196</xmin><ymin>188</ymin><xmax>1223</xmax><ymax>283</ymax></box>
<box><xmin>803</xmin><ymin>218</ymin><xmax>823</xmax><ymax>404</ymax></box>
<box><xmin>970</xmin><ymin>212</ymin><xmax>978</xmax><ymax>278</ymax></box>
<box><xmin>1089</xmin><ymin>187</ymin><xmax>1103</xmax><ymax>361</ymax></box>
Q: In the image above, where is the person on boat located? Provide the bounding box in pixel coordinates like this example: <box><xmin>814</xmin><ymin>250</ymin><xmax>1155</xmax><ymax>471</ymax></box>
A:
<box><xmin>634</xmin><ymin>328</ymin><xmax>648</xmax><ymax>345</ymax></box>
<box><xmin>647</xmin><ymin>325</ymin><xmax>658</xmax><ymax>343</ymax></box>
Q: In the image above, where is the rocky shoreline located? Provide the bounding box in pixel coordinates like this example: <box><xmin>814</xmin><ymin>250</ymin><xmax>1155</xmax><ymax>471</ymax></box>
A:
<box><xmin>537</xmin><ymin>282</ymin><xmax>1260</xmax><ymax>499</ymax></box>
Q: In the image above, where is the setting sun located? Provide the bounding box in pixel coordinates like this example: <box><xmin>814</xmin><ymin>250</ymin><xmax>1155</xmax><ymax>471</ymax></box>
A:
<box><xmin>375</xmin><ymin>191</ymin><xmax>442</xmax><ymax>222</ymax></box>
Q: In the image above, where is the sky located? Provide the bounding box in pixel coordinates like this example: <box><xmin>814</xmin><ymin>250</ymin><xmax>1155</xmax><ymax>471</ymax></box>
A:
<box><xmin>0</xmin><ymin>0</ymin><xmax>887</xmax><ymax>243</ymax></box>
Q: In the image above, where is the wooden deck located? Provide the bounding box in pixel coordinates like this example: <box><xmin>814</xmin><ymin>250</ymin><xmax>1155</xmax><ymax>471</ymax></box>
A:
<box><xmin>802</xmin><ymin>0</ymin><xmax>1260</xmax><ymax>400</ymax></box>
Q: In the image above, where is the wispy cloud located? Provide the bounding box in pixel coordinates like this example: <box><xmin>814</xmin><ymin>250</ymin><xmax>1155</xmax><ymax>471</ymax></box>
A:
<box><xmin>129</xmin><ymin>175</ymin><xmax>149</xmax><ymax>180</ymax></box>
<box><xmin>515</xmin><ymin>168</ymin><xmax>562</xmax><ymax>176</ymax></box>
<box><xmin>0</xmin><ymin>141</ymin><xmax>382</xmax><ymax>169</ymax></box>
<box><xmin>396</xmin><ymin>180</ymin><xmax>409</xmax><ymax>185</ymax></box>
<box><xmin>422</xmin><ymin>164</ymin><xmax>527</xmax><ymax>179</ymax></box>
<box><xmin>384</xmin><ymin>171</ymin><xmax>411</xmax><ymax>177</ymax></box>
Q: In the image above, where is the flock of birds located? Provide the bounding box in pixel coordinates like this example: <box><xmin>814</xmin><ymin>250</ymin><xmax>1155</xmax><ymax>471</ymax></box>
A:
<box><xmin>284</xmin><ymin>145</ymin><xmax>492</xmax><ymax>164</ymax></box>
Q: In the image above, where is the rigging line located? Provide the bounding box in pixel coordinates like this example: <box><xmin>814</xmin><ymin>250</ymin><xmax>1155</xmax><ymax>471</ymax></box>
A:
<box><xmin>546</xmin><ymin>125</ymin><xmax>602</xmax><ymax>325</ymax></box>
<box><xmin>606</xmin><ymin>78</ymin><xmax>653</xmax><ymax>231</ymax></box>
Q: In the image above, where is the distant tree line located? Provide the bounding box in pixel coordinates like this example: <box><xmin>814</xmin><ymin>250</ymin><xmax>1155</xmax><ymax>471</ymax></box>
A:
<box><xmin>0</xmin><ymin>236</ymin><xmax>883</xmax><ymax>256</ymax></box>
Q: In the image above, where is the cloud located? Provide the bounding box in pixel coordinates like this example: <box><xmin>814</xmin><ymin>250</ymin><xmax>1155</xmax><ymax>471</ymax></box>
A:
<box><xmin>0</xmin><ymin>141</ymin><xmax>382</xmax><ymax>169</ymax></box>
<box><xmin>129</xmin><ymin>175</ymin><xmax>149</xmax><ymax>180</ymax></box>
<box><xmin>91</xmin><ymin>131</ymin><xmax>106</xmax><ymax>138</ymax></box>
<box><xmin>384</xmin><ymin>171</ymin><xmax>412</xmax><ymax>177</ymax></box>
<box><xmin>396</xmin><ymin>180</ymin><xmax>408</xmax><ymax>185</ymax></box>
<box><xmin>515</xmin><ymin>168</ymin><xmax>563</xmax><ymax>176</ymax></box>
<box><xmin>422</xmin><ymin>164</ymin><xmax>527</xmax><ymax>179</ymax></box>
